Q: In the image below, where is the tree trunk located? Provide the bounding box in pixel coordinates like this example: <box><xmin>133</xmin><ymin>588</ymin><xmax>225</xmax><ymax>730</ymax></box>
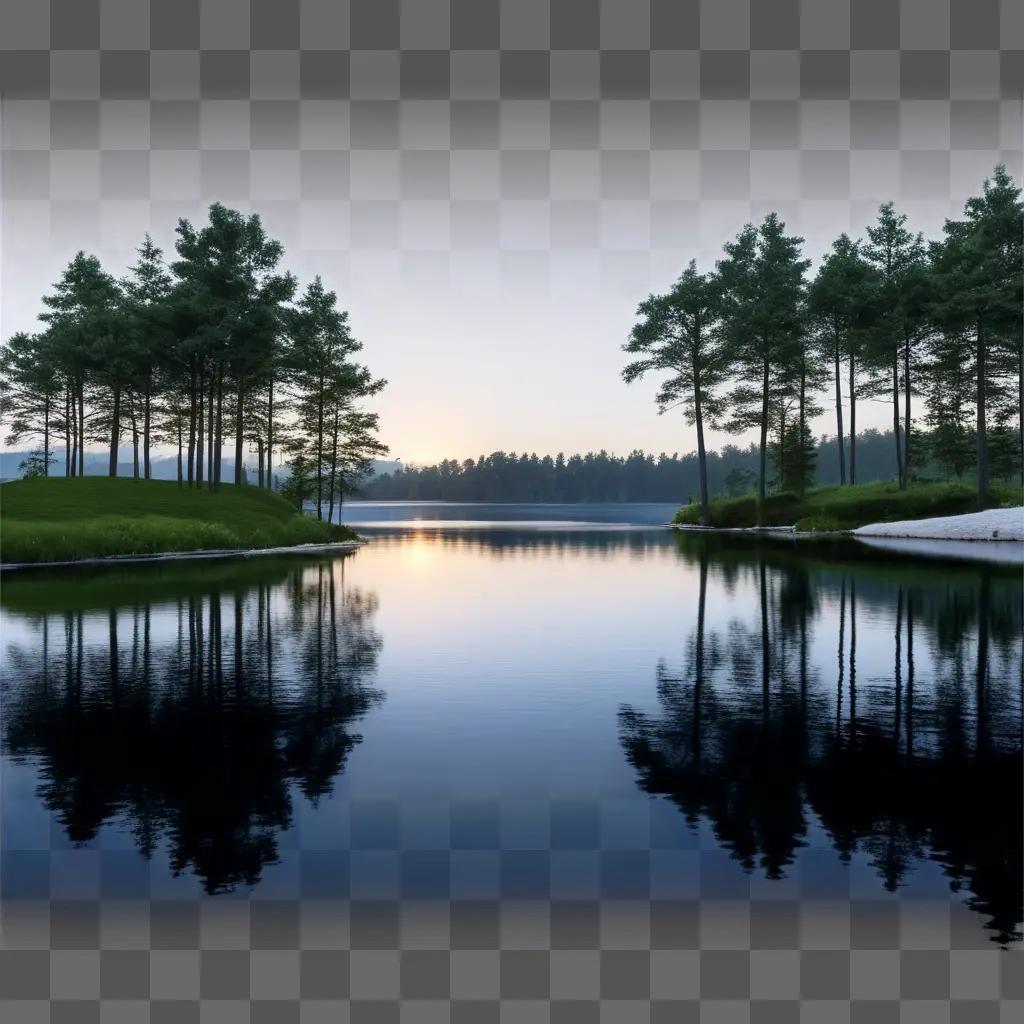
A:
<box><xmin>43</xmin><ymin>402</ymin><xmax>50</xmax><ymax>476</ymax></box>
<box><xmin>778</xmin><ymin>408</ymin><xmax>787</xmax><ymax>491</ymax></box>
<box><xmin>1017</xmin><ymin>338</ymin><xmax>1023</xmax><ymax>486</ymax></box>
<box><xmin>267</xmin><ymin>378</ymin><xmax>274</xmax><ymax>490</ymax></box>
<box><xmin>834</xmin><ymin>336</ymin><xmax>845</xmax><ymax>485</ymax></box>
<box><xmin>798</xmin><ymin>356</ymin><xmax>807</xmax><ymax>495</ymax></box>
<box><xmin>327</xmin><ymin>405</ymin><xmax>340</xmax><ymax>524</ymax></box>
<box><xmin>234</xmin><ymin>374</ymin><xmax>245</xmax><ymax>486</ymax></box>
<box><xmin>849</xmin><ymin>354</ymin><xmax>856</xmax><ymax>485</ymax></box>
<box><xmin>128</xmin><ymin>399</ymin><xmax>139</xmax><ymax>478</ymax></box>
<box><xmin>108</xmin><ymin>384</ymin><xmax>121</xmax><ymax>477</ymax></box>
<box><xmin>78</xmin><ymin>382</ymin><xmax>85</xmax><ymax>476</ymax></box>
<box><xmin>72</xmin><ymin>388</ymin><xmax>79</xmax><ymax>476</ymax></box>
<box><xmin>187</xmin><ymin>368</ymin><xmax>196</xmax><ymax>485</ymax></box>
<box><xmin>143</xmin><ymin>386</ymin><xmax>151</xmax><ymax>479</ymax></box>
<box><xmin>214</xmin><ymin>367</ymin><xmax>223</xmax><ymax>488</ymax></box>
<box><xmin>256</xmin><ymin>437</ymin><xmax>264</xmax><ymax>488</ymax></box>
<box><xmin>892</xmin><ymin>352</ymin><xmax>904</xmax><ymax>488</ymax></box>
<box><xmin>66</xmin><ymin>388</ymin><xmax>73</xmax><ymax>476</ymax></box>
<box><xmin>316</xmin><ymin>377</ymin><xmax>325</xmax><ymax>519</ymax></box>
<box><xmin>177</xmin><ymin>417</ymin><xmax>183</xmax><ymax>485</ymax></box>
<box><xmin>196</xmin><ymin>374</ymin><xmax>204</xmax><ymax>487</ymax></box>
<box><xmin>976</xmin><ymin>321</ymin><xmax>989</xmax><ymax>507</ymax></box>
<box><xmin>758</xmin><ymin>356</ymin><xmax>769</xmax><ymax>525</ymax></box>
<box><xmin>693</xmin><ymin>358</ymin><xmax>710</xmax><ymax>526</ymax></box>
<box><xmin>207</xmin><ymin>372</ymin><xmax>215</xmax><ymax>492</ymax></box>
<box><xmin>903</xmin><ymin>334</ymin><xmax>911</xmax><ymax>486</ymax></box>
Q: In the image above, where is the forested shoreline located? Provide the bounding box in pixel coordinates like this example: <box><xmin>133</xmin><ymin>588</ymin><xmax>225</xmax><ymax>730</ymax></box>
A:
<box><xmin>0</xmin><ymin>204</ymin><xmax>386</xmax><ymax>522</ymax></box>
<box><xmin>362</xmin><ymin>428</ymin><xmax>1020</xmax><ymax>504</ymax></box>
<box><xmin>3</xmin><ymin>169</ymin><xmax>1022</xmax><ymax>526</ymax></box>
<box><xmin>622</xmin><ymin>167</ymin><xmax>1023</xmax><ymax>523</ymax></box>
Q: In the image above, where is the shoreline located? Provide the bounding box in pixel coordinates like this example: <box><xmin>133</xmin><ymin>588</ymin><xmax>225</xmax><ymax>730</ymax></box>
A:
<box><xmin>0</xmin><ymin>539</ymin><xmax>363</xmax><ymax>573</ymax></box>
<box><xmin>670</xmin><ymin>507</ymin><xmax>1024</xmax><ymax>565</ymax></box>
<box><xmin>671</xmin><ymin>506</ymin><xmax>1023</xmax><ymax>542</ymax></box>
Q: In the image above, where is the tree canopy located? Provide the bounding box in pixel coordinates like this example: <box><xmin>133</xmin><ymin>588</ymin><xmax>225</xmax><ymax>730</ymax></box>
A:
<box><xmin>1</xmin><ymin>204</ymin><xmax>387</xmax><ymax>515</ymax></box>
<box><xmin>623</xmin><ymin>166</ymin><xmax>1023</xmax><ymax>511</ymax></box>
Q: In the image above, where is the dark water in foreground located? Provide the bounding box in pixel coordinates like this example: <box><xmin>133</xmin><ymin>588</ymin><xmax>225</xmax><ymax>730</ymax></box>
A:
<box><xmin>1</xmin><ymin>507</ymin><xmax>1021</xmax><ymax>952</ymax></box>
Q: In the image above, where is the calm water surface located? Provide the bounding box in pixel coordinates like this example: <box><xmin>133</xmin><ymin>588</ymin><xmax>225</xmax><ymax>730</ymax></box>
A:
<box><xmin>1</xmin><ymin>504</ymin><xmax>1021</xmax><ymax>948</ymax></box>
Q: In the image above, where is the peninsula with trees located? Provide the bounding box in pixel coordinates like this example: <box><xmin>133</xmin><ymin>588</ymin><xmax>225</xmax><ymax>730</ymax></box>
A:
<box><xmin>624</xmin><ymin>166</ymin><xmax>1023</xmax><ymax>529</ymax></box>
<box><xmin>0</xmin><ymin>203</ymin><xmax>386</xmax><ymax>564</ymax></box>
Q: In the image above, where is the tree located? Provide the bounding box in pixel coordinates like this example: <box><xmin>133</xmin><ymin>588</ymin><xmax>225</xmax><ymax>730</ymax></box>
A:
<box><xmin>921</xmin><ymin>329</ymin><xmax>976</xmax><ymax>479</ymax></box>
<box><xmin>807</xmin><ymin>235</ymin><xmax>877</xmax><ymax>485</ymax></box>
<box><xmin>280</xmin><ymin>449</ymin><xmax>315</xmax><ymax>510</ymax></box>
<box><xmin>172</xmin><ymin>204</ymin><xmax>295</xmax><ymax>491</ymax></box>
<box><xmin>39</xmin><ymin>252</ymin><xmax>122</xmax><ymax>477</ymax></box>
<box><xmin>287</xmin><ymin>278</ymin><xmax>384</xmax><ymax>519</ymax></box>
<box><xmin>623</xmin><ymin>261</ymin><xmax>728</xmax><ymax>525</ymax></box>
<box><xmin>769</xmin><ymin>342</ymin><xmax>824</xmax><ymax>495</ymax></box>
<box><xmin>327</xmin><ymin>408</ymin><xmax>388</xmax><ymax>522</ymax></box>
<box><xmin>122</xmin><ymin>235</ymin><xmax>173</xmax><ymax>479</ymax></box>
<box><xmin>931</xmin><ymin>166</ymin><xmax>1023</xmax><ymax>505</ymax></box>
<box><xmin>0</xmin><ymin>331</ymin><xmax>62</xmax><ymax>475</ymax></box>
<box><xmin>717</xmin><ymin>215</ymin><xmax>809</xmax><ymax>523</ymax></box>
<box><xmin>863</xmin><ymin>203</ymin><xmax>930</xmax><ymax>489</ymax></box>
<box><xmin>17</xmin><ymin>450</ymin><xmax>55</xmax><ymax>478</ymax></box>
<box><xmin>2</xmin><ymin>205</ymin><xmax>387</xmax><ymax>497</ymax></box>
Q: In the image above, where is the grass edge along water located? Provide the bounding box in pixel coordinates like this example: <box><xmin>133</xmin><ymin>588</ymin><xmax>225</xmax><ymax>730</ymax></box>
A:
<box><xmin>0</xmin><ymin>477</ymin><xmax>357</xmax><ymax>564</ymax></box>
<box><xmin>673</xmin><ymin>480</ymin><xmax>1024</xmax><ymax>531</ymax></box>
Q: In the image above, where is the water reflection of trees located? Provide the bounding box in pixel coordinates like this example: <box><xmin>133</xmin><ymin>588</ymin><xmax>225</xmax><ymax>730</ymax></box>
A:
<box><xmin>3</xmin><ymin>559</ymin><xmax>383</xmax><ymax>894</ymax></box>
<box><xmin>621</xmin><ymin>538</ymin><xmax>1023</xmax><ymax>945</ymax></box>
<box><xmin>361</xmin><ymin>527</ymin><xmax>671</xmax><ymax>560</ymax></box>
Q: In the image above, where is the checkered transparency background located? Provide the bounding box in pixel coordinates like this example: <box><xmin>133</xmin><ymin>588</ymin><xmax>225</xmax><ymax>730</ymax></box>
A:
<box><xmin>1</xmin><ymin>0</ymin><xmax>1023</xmax><ymax>337</ymax></box>
<box><xmin>2</xmin><ymin>2</ymin><xmax>1024</xmax><ymax>1021</ymax></box>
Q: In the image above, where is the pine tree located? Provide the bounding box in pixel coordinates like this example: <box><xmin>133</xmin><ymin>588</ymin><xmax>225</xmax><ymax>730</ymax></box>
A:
<box><xmin>921</xmin><ymin>329</ymin><xmax>976</xmax><ymax>479</ymax></box>
<box><xmin>862</xmin><ymin>203</ymin><xmax>930</xmax><ymax>489</ymax></box>
<box><xmin>717</xmin><ymin>214</ymin><xmax>809</xmax><ymax>523</ymax></box>
<box><xmin>623</xmin><ymin>261</ymin><xmax>728</xmax><ymax>525</ymax></box>
<box><xmin>807</xmin><ymin>234</ymin><xmax>877</xmax><ymax>485</ymax></box>
<box><xmin>931</xmin><ymin>166</ymin><xmax>1023</xmax><ymax>505</ymax></box>
<box><xmin>39</xmin><ymin>252</ymin><xmax>122</xmax><ymax>476</ymax></box>
<box><xmin>122</xmin><ymin>235</ymin><xmax>174</xmax><ymax>479</ymax></box>
<box><xmin>0</xmin><ymin>331</ymin><xmax>62</xmax><ymax>474</ymax></box>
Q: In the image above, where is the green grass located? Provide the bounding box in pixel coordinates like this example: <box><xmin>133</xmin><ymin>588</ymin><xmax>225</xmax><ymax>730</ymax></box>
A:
<box><xmin>673</xmin><ymin>480</ymin><xmax>1023</xmax><ymax>531</ymax></box>
<box><xmin>0</xmin><ymin>477</ymin><xmax>358</xmax><ymax>564</ymax></box>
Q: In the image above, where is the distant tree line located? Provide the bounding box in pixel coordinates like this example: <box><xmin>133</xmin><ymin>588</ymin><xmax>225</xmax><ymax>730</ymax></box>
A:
<box><xmin>361</xmin><ymin>428</ymin><xmax>999</xmax><ymax>503</ymax></box>
<box><xmin>0</xmin><ymin>204</ymin><xmax>386</xmax><ymax>519</ymax></box>
<box><xmin>624</xmin><ymin>166</ymin><xmax>1023</xmax><ymax>523</ymax></box>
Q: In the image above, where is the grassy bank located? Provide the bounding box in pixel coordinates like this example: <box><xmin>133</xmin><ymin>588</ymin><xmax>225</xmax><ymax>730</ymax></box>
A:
<box><xmin>673</xmin><ymin>481</ymin><xmax>1023</xmax><ymax>531</ymax></box>
<box><xmin>0</xmin><ymin>477</ymin><xmax>358</xmax><ymax>564</ymax></box>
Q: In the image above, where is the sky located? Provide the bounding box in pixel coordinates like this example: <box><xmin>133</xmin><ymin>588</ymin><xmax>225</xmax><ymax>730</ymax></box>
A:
<box><xmin>2</xmin><ymin>0</ymin><xmax>1021</xmax><ymax>465</ymax></box>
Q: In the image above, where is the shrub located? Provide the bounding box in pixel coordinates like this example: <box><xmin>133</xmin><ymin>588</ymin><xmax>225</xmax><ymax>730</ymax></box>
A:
<box><xmin>794</xmin><ymin>515</ymin><xmax>843</xmax><ymax>533</ymax></box>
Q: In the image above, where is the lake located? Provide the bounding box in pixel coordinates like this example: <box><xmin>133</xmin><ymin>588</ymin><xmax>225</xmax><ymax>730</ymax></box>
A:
<box><xmin>1</xmin><ymin>503</ymin><xmax>1020</xmax><ymax>1012</ymax></box>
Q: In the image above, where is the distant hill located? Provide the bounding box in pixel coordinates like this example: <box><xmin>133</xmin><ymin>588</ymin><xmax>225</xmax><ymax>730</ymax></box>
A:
<box><xmin>1</xmin><ymin>451</ymin><xmax>402</xmax><ymax>485</ymax></box>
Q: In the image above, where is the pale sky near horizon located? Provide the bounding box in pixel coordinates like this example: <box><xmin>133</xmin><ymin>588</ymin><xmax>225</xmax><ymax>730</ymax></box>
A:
<box><xmin>2</xmin><ymin>226</ymin><xmax>917</xmax><ymax>467</ymax></box>
<box><xmin>3</xmin><ymin>0</ymin><xmax>1020</xmax><ymax>465</ymax></box>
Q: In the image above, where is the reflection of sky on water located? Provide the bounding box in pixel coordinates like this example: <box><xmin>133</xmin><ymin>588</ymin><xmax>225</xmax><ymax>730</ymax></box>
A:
<box><xmin>1</xmin><ymin>519</ymin><xmax>1020</xmax><ymax>943</ymax></box>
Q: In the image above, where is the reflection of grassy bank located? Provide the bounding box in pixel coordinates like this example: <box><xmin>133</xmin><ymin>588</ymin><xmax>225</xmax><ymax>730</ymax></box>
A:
<box><xmin>0</xmin><ymin>554</ymin><xmax>347</xmax><ymax>615</ymax></box>
<box><xmin>673</xmin><ymin>526</ymin><xmax>1022</xmax><ymax>583</ymax></box>
<box><xmin>0</xmin><ymin>477</ymin><xmax>357</xmax><ymax>564</ymax></box>
<box><xmin>673</xmin><ymin>480</ymin><xmax>1021</xmax><ymax>531</ymax></box>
